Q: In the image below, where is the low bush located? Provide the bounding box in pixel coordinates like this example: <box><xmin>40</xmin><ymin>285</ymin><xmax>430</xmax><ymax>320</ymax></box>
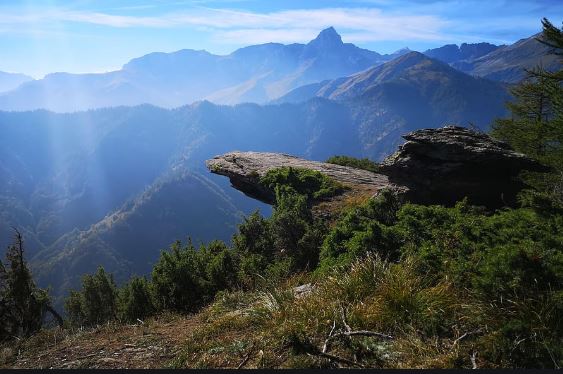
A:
<box><xmin>260</xmin><ymin>167</ymin><xmax>346</xmax><ymax>201</ymax></box>
<box><xmin>326</xmin><ymin>155</ymin><xmax>380</xmax><ymax>173</ymax></box>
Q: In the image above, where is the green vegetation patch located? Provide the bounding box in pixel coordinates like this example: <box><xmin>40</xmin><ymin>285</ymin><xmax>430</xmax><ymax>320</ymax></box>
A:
<box><xmin>260</xmin><ymin>166</ymin><xmax>347</xmax><ymax>201</ymax></box>
<box><xmin>326</xmin><ymin>155</ymin><xmax>380</xmax><ymax>173</ymax></box>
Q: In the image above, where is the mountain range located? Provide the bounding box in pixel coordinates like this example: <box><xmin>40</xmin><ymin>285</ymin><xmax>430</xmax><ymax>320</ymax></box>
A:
<box><xmin>0</xmin><ymin>28</ymin><xmax>404</xmax><ymax>112</ymax></box>
<box><xmin>0</xmin><ymin>71</ymin><xmax>33</xmax><ymax>93</ymax></box>
<box><xmin>424</xmin><ymin>33</ymin><xmax>560</xmax><ymax>82</ymax></box>
<box><xmin>0</xmin><ymin>27</ymin><xmax>557</xmax><ymax>112</ymax></box>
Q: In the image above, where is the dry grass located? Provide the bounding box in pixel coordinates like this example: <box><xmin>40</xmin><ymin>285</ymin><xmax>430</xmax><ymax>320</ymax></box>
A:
<box><xmin>6</xmin><ymin>254</ymin><xmax>542</xmax><ymax>369</ymax></box>
<box><xmin>2</xmin><ymin>312</ymin><xmax>200</xmax><ymax>369</ymax></box>
<box><xmin>169</xmin><ymin>254</ymin><xmax>488</xmax><ymax>369</ymax></box>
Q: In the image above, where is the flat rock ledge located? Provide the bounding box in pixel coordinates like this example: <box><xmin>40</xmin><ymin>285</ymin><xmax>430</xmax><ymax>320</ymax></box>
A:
<box><xmin>206</xmin><ymin>152</ymin><xmax>405</xmax><ymax>205</ymax></box>
<box><xmin>207</xmin><ymin>126</ymin><xmax>548</xmax><ymax>209</ymax></box>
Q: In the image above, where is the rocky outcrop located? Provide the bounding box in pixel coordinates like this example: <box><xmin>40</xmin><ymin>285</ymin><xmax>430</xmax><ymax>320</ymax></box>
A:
<box><xmin>207</xmin><ymin>126</ymin><xmax>548</xmax><ymax>209</ymax></box>
<box><xmin>206</xmin><ymin>152</ymin><xmax>404</xmax><ymax>204</ymax></box>
<box><xmin>379</xmin><ymin>126</ymin><xmax>549</xmax><ymax>207</ymax></box>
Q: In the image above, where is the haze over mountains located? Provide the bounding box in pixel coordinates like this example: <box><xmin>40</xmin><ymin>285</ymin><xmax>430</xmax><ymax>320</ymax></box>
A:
<box><xmin>0</xmin><ymin>71</ymin><xmax>33</xmax><ymax>94</ymax></box>
<box><xmin>0</xmin><ymin>27</ymin><xmax>556</xmax><ymax>112</ymax></box>
<box><xmin>0</xmin><ymin>27</ymin><xmax>403</xmax><ymax>112</ymax></box>
<box><xmin>424</xmin><ymin>33</ymin><xmax>561</xmax><ymax>82</ymax></box>
<box><xmin>0</xmin><ymin>27</ymin><xmax>558</xmax><ymax>305</ymax></box>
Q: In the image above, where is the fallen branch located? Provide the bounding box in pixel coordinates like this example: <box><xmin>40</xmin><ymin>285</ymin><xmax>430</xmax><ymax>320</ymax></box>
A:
<box><xmin>307</xmin><ymin>351</ymin><xmax>364</xmax><ymax>368</ymax></box>
<box><xmin>236</xmin><ymin>343</ymin><xmax>254</xmax><ymax>369</ymax></box>
<box><xmin>332</xmin><ymin>330</ymin><xmax>394</xmax><ymax>340</ymax></box>
<box><xmin>314</xmin><ymin>311</ymin><xmax>393</xmax><ymax>368</ymax></box>
<box><xmin>452</xmin><ymin>328</ymin><xmax>483</xmax><ymax>348</ymax></box>
<box><xmin>470</xmin><ymin>351</ymin><xmax>478</xmax><ymax>369</ymax></box>
<box><xmin>237</xmin><ymin>352</ymin><xmax>252</xmax><ymax>369</ymax></box>
<box><xmin>322</xmin><ymin>320</ymin><xmax>337</xmax><ymax>353</ymax></box>
<box><xmin>340</xmin><ymin>305</ymin><xmax>352</xmax><ymax>333</ymax></box>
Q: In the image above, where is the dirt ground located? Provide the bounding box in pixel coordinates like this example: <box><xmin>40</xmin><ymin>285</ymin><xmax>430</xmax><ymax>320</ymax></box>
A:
<box><xmin>2</xmin><ymin>313</ymin><xmax>199</xmax><ymax>369</ymax></box>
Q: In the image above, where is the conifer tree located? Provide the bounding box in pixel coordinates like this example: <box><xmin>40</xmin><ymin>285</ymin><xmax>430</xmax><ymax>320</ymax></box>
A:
<box><xmin>492</xmin><ymin>18</ymin><xmax>563</xmax><ymax>202</ymax></box>
<box><xmin>65</xmin><ymin>266</ymin><xmax>119</xmax><ymax>327</ymax></box>
<box><xmin>0</xmin><ymin>229</ymin><xmax>62</xmax><ymax>341</ymax></box>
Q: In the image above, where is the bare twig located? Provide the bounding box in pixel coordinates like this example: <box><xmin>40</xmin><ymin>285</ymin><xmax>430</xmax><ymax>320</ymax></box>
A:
<box><xmin>307</xmin><ymin>351</ymin><xmax>364</xmax><ymax>368</ymax></box>
<box><xmin>310</xmin><ymin>307</ymin><xmax>393</xmax><ymax>368</ymax></box>
<box><xmin>340</xmin><ymin>305</ymin><xmax>351</xmax><ymax>333</ymax></box>
<box><xmin>237</xmin><ymin>352</ymin><xmax>252</xmax><ymax>369</ymax></box>
<box><xmin>452</xmin><ymin>328</ymin><xmax>482</xmax><ymax>348</ymax></box>
<box><xmin>236</xmin><ymin>343</ymin><xmax>255</xmax><ymax>369</ymax></box>
<box><xmin>322</xmin><ymin>320</ymin><xmax>337</xmax><ymax>353</ymax></box>
<box><xmin>331</xmin><ymin>330</ymin><xmax>393</xmax><ymax>340</ymax></box>
<box><xmin>470</xmin><ymin>351</ymin><xmax>478</xmax><ymax>369</ymax></box>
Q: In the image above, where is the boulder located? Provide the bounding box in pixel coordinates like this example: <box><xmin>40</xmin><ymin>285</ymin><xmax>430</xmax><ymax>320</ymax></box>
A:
<box><xmin>379</xmin><ymin>125</ymin><xmax>549</xmax><ymax>207</ymax></box>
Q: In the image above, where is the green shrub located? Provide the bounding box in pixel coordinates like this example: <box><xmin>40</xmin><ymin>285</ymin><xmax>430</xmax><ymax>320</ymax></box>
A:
<box><xmin>326</xmin><ymin>155</ymin><xmax>379</xmax><ymax>173</ymax></box>
<box><xmin>318</xmin><ymin>189</ymin><xmax>403</xmax><ymax>270</ymax></box>
<box><xmin>118</xmin><ymin>276</ymin><xmax>156</xmax><ymax>323</ymax></box>
<box><xmin>151</xmin><ymin>240</ymin><xmax>233</xmax><ymax>312</ymax></box>
<box><xmin>260</xmin><ymin>167</ymin><xmax>346</xmax><ymax>201</ymax></box>
<box><xmin>65</xmin><ymin>266</ymin><xmax>118</xmax><ymax>327</ymax></box>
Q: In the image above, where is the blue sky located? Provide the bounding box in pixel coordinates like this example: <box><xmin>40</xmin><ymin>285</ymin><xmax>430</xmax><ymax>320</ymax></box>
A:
<box><xmin>0</xmin><ymin>0</ymin><xmax>561</xmax><ymax>78</ymax></box>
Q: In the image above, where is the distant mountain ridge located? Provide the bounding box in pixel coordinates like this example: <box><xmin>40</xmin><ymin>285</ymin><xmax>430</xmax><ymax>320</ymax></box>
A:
<box><xmin>0</xmin><ymin>28</ymin><xmax>405</xmax><ymax>112</ymax></box>
<box><xmin>0</xmin><ymin>28</ymin><xmax>557</xmax><ymax>112</ymax></box>
<box><xmin>424</xmin><ymin>34</ymin><xmax>561</xmax><ymax>82</ymax></box>
<box><xmin>0</xmin><ymin>71</ymin><xmax>33</xmax><ymax>93</ymax></box>
<box><xmin>424</xmin><ymin>42</ymin><xmax>501</xmax><ymax>64</ymax></box>
<box><xmin>276</xmin><ymin>51</ymin><xmax>510</xmax><ymax>158</ymax></box>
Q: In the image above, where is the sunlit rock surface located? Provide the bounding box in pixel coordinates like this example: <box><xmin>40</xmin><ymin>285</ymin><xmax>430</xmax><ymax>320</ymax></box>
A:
<box><xmin>206</xmin><ymin>151</ymin><xmax>403</xmax><ymax>204</ymax></box>
<box><xmin>207</xmin><ymin>126</ymin><xmax>548</xmax><ymax>209</ymax></box>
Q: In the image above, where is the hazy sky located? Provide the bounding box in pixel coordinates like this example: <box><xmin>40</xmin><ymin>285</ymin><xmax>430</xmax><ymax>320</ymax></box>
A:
<box><xmin>1</xmin><ymin>0</ymin><xmax>561</xmax><ymax>78</ymax></box>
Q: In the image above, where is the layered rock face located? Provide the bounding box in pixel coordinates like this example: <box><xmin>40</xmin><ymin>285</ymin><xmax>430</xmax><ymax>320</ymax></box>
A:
<box><xmin>380</xmin><ymin>126</ymin><xmax>548</xmax><ymax>207</ymax></box>
<box><xmin>207</xmin><ymin>126</ymin><xmax>548</xmax><ymax>209</ymax></box>
<box><xmin>206</xmin><ymin>152</ymin><xmax>403</xmax><ymax>204</ymax></box>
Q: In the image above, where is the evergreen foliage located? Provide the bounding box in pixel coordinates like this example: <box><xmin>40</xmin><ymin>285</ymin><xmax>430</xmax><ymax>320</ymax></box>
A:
<box><xmin>492</xmin><ymin>18</ymin><xmax>563</xmax><ymax>203</ymax></box>
<box><xmin>326</xmin><ymin>155</ymin><xmax>380</xmax><ymax>172</ymax></box>
<box><xmin>65</xmin><ymin>267</ymin><xmax>118</xmax><ymax>327</ymax></box>
<box><xmin>118</xmin><ymin>276</ymin><xmax>155</xmax><ymax>323</ymax></box>
<box><xmin>0</xmin><ymin>230</ymin><xmax>55</xmax><ymax>341</ymax></box>
<box><xmin>260</xmin><ymin>167</ymin><xmax>346</xmax><ymax>201</ymax></box>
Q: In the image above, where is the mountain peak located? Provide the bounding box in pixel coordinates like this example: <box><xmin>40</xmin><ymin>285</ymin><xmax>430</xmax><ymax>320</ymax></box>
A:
<box><xmin>393</xmin><ymin>51</ymin><xmax>428</xmax><ymax>64</ymax></box>
<box><xmin>309</xmin><ymin>27</ymin><xmax>343</xmax><ymax>47</ymax></box>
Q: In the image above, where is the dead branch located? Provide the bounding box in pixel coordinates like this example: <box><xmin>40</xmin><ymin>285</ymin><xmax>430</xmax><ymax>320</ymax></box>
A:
<box><xmin>332</xmin><ymin>330</ymin><xmax>393</xmax><ymax>340</ymax></box>
<box><xmin>322</xmin><ymin>320</ymin><xmax>337</xmax><ymax>353</ymax></box>
<box><xmin>339</xmin><ymin>305</ymin><xmax>351</xmax><ymax>333</ymax></box>
<box><xmin>452</xmin><ymin>328</ymin><xmax>483</xmax><ymax>348</ymax></box>
<box><xmin>237</xmin><ymin>352</ymin><xmax>252</xmax><ymax>369</ymax></box>
<box><xmin>307</xmin><ymin>351</ymin><xmax>364</xmax><ymax>368</ymax></box>
<box><xmin>470</xmin><ymin>351</ymin><xmax>478</xmax><ymax>369</ymax></box>
<box><xmin>236</xmin><ymin>343</ymin><xmax>254</xmax><ymax>369</ymax></box>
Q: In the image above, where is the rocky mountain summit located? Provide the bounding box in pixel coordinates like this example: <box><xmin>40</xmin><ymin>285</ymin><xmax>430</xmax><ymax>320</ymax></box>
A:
<box><xmin>207</xmin><ymin>126</ymin><xmax>548</xmax><ymax>209</ymax></box>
